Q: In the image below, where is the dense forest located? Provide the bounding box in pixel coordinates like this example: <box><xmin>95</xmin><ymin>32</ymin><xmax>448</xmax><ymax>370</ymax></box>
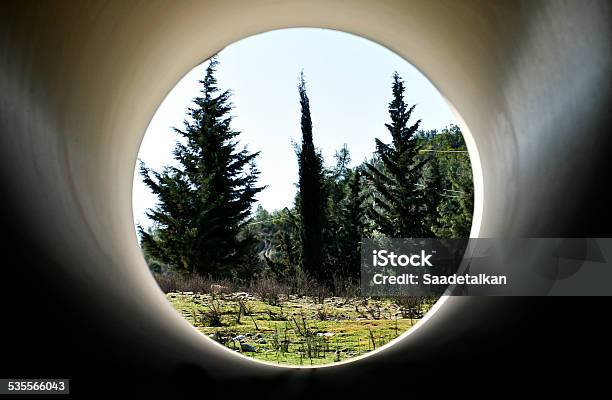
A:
<box><xmin>138</xmin><ymin>58</ymin><xmax>473</xmax><ymax>294</ymax></box>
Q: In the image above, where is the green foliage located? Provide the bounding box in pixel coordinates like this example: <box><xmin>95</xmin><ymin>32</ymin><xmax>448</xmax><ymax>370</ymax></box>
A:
<box><xmin>362</xmin><ymin>73</ymin><xmax>473</xmax><ymax>240</ymax></box>
<box><xmin>427</xmin><ymin>126</ymin><xmax>474</xmax><ymax>237</ymax></box>
<box><xmin>364</xmin><ymin>72</ymin><xmax>430</xmax><ymax>238</ymax></box>
<box><xmin>139</xmin><ymin>63</ymin><xmax>475</xmax><ymax>367</ymax></box>
<box><xmin>324</xmin><ymin>150</ymin><xmax>367</xmax><ymax>281</ymax></box>
<box><xmin>295</xmin><ymin>72</ymin><xmax>328</xmax><ymax>284</ymax></box>
<box><xmin>138</xmin><ymin>57</ymin><xmax>264</xmax><ymax>278</ymax></box>
<box><xmin>241</xmin><ymin>204</ymin><xmax>303</xmax><ymax>286</ymax></box>
<box><xmin>167</xmin><ymin>291</ymin><xmax>424</xmax><ymax>365</ymax></box>
<box><xmin>141</xmin><ymin>63</ymin><xmax>474</xmax><ymax>293</ymax></box>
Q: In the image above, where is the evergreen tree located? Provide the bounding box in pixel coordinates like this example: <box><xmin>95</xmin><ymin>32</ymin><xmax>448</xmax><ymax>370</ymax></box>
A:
<box><xmin>274</xmin><ymin>208</ymin><xmax>300</xmax><ymax>274</ymax></box>
<box><xmin>244</xmin><ymin>205</ymin><xmax>301</xmax><ymax>279</ymax></box>
<box><xmin>324</xmin><ymin>145</ymin><xmax>351</xmax><ymax>271</ymax></box>
<box><xmin>138</xmin><ymin>164</ymin><xmax>195</xmax><ymax>272</ymax></box>
<box><xmin>247</xmin><ymin>204</ymin><xmax>274</xmax><ymax>260</ymax></box>
<box><xmin>430</xmin><ymin>126</ymin><xmax>473</xmax><ymax>237</ymax></box>
<box><xmin>364</xmin><ymin>72</ymin><xmax>429</xmax><ymax>237</ymax></box>
<box><xmin>326</xmin><ymin>145</ymin><xmax>351</xmax><ymax>229</ymax></box>
<box><xmin>422</xmin><ymin>153</ymin><xmax>443</xmax><ymax>234</ymax></box>
<box><xmin>323</xmin><ymin>146</ymin><xmax>366</xmax><ymax>281</ymax></box>
<box><xmin>330</xmin><ymin>144</ymin><xmax>352</xmax><ymax>187</ymax></box>
<box><xmin>295</xmin><ymin>72</ymin><xmax>328</xmax><ymax>283</ymax></box>
<box><xmin>340</xmin><ymin>168</ymin><xmax>366</xmax><ymax>279</ymax></box>
<box><xmin>138</xmin><ymin>57</ymin><xmax>264</xmax><ymax>277</ymax></box>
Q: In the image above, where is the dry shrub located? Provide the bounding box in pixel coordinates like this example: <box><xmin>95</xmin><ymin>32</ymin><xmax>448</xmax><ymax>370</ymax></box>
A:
<box><xmin>198</xmin><ymin>301</ymin><xmax>224</xmax><ymax>327</ymax></box>
<box><xmin>312</xmin><ymin>284</ymin><xmax>331</xmax><ymax>304</ymax></box>
<box><xmin>153</xmin><ymin>272</ymin><xmax>181</xmax><ymax>293</ymax></box>
<box><xmin>250</xmin><ymin>275</ymin><xmax>288</xmax><ymax>306</ymax></box>
<box><xmin>284</xmin><ymin>267</ymin><xmax>312</xmax><ymax>297</ymax></box>
<box><xmin>332</xmin><ymin>275</ymin><xmax>361</xmax><ymax>299</ymax></box>
<box><xmin>153</xmin><ymin>272</ymin><xmax>234</xmax><ymax>295</ymax></box>
<box><xmin>394</xmin><ymin>296</ymin><xmax>424</xmax><ymax>319</ymax></box>
<box><xmin>315</xmin><ymin>305</ymin><xmax>332</xmax><ymax>321</ymax></box>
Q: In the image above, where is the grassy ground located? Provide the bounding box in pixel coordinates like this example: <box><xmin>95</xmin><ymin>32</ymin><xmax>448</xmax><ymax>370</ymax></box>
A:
<box><xmin>166</xmin><ymin>291</ymin><xmax>431</xmax><ymax>366</ymax></box>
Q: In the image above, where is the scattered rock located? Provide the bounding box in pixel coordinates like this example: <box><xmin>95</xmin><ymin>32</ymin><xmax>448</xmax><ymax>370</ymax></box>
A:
<box><xmin>240</xmin><ymin>342</ymin><xmax>257</xmax><ymax>352</ymax></box>
<box><xmin>232</xmin><ymin>335</ymin><xmax>246</xmax><ymax>342</ymax></box>
<box><xmin>258</xmin><ymin>338</ymin><xmax>267</xmax><ymax>344</ymax></box>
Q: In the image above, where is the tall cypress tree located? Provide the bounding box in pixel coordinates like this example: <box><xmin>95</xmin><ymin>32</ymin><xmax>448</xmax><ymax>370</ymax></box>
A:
<box><xmin>364</xmin><ymin>72</ymin><xmax>429</xmax><ymax>238</ymax></box>
<box><xmin>139</xmin><ymin>57</ymin><xmax>264</xmax><ymax>277</ymax></box>
<box><xmin>295</xmin><ymin>72</ymin><xmax>327</xmax><ymax>282</ymax></box>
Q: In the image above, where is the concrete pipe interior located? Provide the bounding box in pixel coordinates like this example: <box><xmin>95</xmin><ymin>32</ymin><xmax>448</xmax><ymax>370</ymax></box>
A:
<box><xmin>1</xmin><ymin>0</ymin><xmax>611</xmax><ymax>393</ymax></box>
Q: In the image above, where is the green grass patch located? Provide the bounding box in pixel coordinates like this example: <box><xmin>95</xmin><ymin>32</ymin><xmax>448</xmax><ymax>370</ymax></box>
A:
<box><xmin>166</xmin><ymin>291</ymin><xmax>431</xmax><ymax>366</ymax></box>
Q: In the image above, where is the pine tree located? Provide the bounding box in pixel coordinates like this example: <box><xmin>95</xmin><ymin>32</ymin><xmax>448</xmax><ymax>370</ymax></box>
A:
<box><xmin>138</xmin><ymin>164</ymin><xmax>195</xmax><ymax>272</ymax></box>
<box><xmin>274</xmin><ymin>208</ymin><xmax>300</xmax><ymax>274</ymax></box>
<box><xmin>295</xmin><ymin>72</ymin><xmax>328</xmax><ymax>283</ymax></box>
<box><xmin>341</xmin><ymin>168</ymin><xmax>366</xmax><ymax>279</ymax></box>
<box><xmin>326</xmin><ymin>145</ymin><xmax>351</xmax><ymax>224</ymax></box>
<box><xmin>322</xmin><ymin>146</ymin><xmax>366</xmax><ymax>281</ymax></box>
<box><xmin>431</xmin><ymin>126</ymin><xmax>473</xmax><ymax>237</ymax></box>
<box><xmin>422</xmin><ymin>153</ymin><xmax>443</xmax><ymax>235</ymax></box>
<box><xmin>324</xmin><ymin>145</ymin><xmax>350</xmax><ymax>270</ymax></box>
<box><xmin>364</xmin><ymin>72</ymin><xmax>429</xmax><ymax>238</ymax></box>
<box><xmin>138</xmin><ymin>57</ymin><xmax>264</xmax><ymax>277</ymax></box>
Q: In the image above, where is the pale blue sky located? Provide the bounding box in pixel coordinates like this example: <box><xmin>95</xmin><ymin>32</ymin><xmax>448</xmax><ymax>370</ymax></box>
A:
<box><xmin>133</xmin><ymin>28</ymin><xmax>457</xmax><ymax>229</ymax></box>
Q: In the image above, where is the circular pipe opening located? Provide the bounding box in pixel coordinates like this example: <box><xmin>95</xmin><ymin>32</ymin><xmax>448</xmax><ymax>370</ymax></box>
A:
<box><xmin>132</xmin><ymin>28</ymin><xmax>483</xmax><ymax>368</ymax></box>
<box><xmin>4</xmin><ymin>0</ymin><xmax>606</xmax><ymax>382</ymax></box>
